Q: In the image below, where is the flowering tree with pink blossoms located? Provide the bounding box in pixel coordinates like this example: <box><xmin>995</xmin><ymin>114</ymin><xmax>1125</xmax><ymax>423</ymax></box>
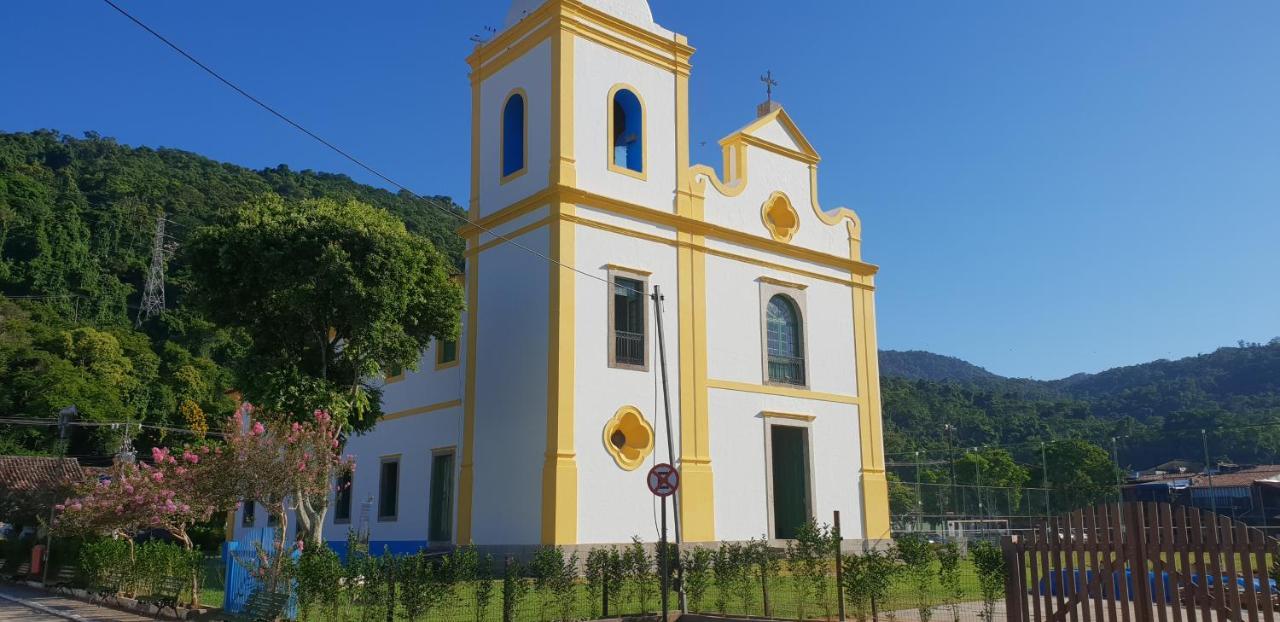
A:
<box><xmin>217</xmin><ymin>404</ymin><xmax>353</xmax><ymax>587</ymax></box>
<box><xmin>55</xmin><ymin>445</ymin><xmax>226</xmax><ymax>604</ymax></box>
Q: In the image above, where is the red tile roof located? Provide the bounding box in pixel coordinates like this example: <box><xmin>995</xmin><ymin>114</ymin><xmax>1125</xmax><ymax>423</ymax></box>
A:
<box><xmin>0</xmin><ymin>456</ymin><xmax>87</xmax><ymax>492</ymax></box>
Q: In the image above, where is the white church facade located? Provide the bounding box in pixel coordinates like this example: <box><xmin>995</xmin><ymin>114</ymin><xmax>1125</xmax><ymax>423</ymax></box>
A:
<box><xmin>235</xmin><ymin>0</ymin><xmax>891</xmax><ymax>553</ymax></box>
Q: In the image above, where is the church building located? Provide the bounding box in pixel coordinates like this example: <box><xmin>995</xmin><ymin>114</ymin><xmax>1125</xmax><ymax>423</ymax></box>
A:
<box><xmin>236</xmin><ymin>0</ymin><xmax>891</xmax><ymax>553</ymax></box>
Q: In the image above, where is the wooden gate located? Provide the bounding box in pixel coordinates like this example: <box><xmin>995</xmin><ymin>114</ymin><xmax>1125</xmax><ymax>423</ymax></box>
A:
<box><xmin>1002</xmin><ymin>502</ymin><xmax>1278</xmax><ymax>622</ymax></box>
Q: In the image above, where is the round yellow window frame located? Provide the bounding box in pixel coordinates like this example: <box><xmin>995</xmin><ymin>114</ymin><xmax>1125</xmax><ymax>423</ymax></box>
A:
<box><xmin>603</xmin><ymin>406</ymin><xmax>655</xmax><ymax>471</ymax></box>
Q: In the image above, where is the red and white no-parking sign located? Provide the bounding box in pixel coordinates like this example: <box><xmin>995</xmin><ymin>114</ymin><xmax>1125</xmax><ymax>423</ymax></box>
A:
<box><xmin>646</xmin><ymin>463</ymin><xmax>679</xmax><ymax>497</ymax></box>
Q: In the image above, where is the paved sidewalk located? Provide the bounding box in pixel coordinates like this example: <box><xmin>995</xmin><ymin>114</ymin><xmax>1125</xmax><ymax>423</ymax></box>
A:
<box><xmin>0</xmin><ymin>583</ymin><xmax>154</xmax><ymax>622</ymax></box>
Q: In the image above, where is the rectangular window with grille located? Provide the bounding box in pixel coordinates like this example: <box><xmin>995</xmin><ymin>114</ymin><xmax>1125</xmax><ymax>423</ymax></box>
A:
<box><xmin>378</xmin><ymin>456</ymin><xmax>399</xmax><ymax>521</ymax></box>
<box><xmin>609</xmin><ymin>272</ymin><xmax>648</xmax><ymax>369</ymax></box>
<box><xmin>437</xmin><ymin>338</ymin><xmax>458</xmax><ymax>366</ymax></box>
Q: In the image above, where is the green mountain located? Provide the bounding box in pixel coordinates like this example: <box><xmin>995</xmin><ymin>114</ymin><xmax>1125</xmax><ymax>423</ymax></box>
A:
<box><xmin>0</xmin><ymin>130</ymin><xmax>465</xmax><ymax>458</ymax></box>
<box><xmin>880</xmin><ymin>340</ymin><xmax>1280</xmax><ymax>473</ymax></box>
<box><xmin>879</xmin><ymin>350</ymin><xmax>1001</xmax><ymax>383</ymax></box>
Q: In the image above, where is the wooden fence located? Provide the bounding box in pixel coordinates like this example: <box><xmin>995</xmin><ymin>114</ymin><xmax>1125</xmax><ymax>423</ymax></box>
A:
<box><xmin>1002</xmin><ymin>502</ymin><xmax>1278</xmax><ymax>622</ymax></box>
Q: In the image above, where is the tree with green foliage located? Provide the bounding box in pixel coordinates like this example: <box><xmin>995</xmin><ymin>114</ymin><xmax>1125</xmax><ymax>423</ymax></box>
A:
<box><xmin>842</xmin><ymin>547</ymin><xmax>897</xmax><ymax>622</ymax></box>
<box><xmin>895</xmin><ymin>534</ymin><xmax>936</xmax><ymax>622</ymax></box>
<box><xmin>185</xmin><ymin>194</ymin><xmax>463</xmax><ymax>543</ymax></box>
<box><xmin>969</xmin><ymin>541</ymin><xmax>1006</xmax><ymax>622</ymax></box>
<box><xmin>936</xmin><ymin>542</ymin><xmax>964</xmax><ymax>622</ymax></box>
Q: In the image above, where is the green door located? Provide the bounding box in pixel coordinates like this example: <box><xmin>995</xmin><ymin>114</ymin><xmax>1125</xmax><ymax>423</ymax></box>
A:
<box><xmin>771</xmin><ymin>425</ymin><xmax>811</xmax><ymax>539</ymax></box>
<box><xmin>428</xmin><ymin>452</ymin><xmax>455</xmax><ymax>543</ymax></box>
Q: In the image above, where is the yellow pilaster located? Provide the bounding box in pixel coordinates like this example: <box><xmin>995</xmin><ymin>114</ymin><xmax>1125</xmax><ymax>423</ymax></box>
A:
<box><xmin>852</xmin><ymin>277</ymin><xmax>890</xmax><ymax>540</ymax></box>
<box><xmin>674</xmin><ymin>33</ymin><xmax>715</xmax><ymax>541</ymax></box>
<box><xmin>541</xmin><ymin>25</ymin><xmax>578</xmax><ymax>545</ymax></box>
<box><xmin>456</xmin><ymin>58</ymin><xmax>484</xmax><ymax>544</ymax></box>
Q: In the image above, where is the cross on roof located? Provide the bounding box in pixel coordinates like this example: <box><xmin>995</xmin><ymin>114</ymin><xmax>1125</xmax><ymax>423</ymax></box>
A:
<box><xmin>760</xmin><ymin>70</ymin><xmax>778</xmax><ymax>103</ymax></box>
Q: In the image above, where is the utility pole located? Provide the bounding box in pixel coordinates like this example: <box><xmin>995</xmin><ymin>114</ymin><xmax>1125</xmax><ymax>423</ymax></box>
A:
<box><xmin>44</xmin><ymin>405</ymin><xmax>76</xmax><ymax>584</ymax></box>
<box><xmin>973</xmin><ymin>447</ymin><xmax>984</xmax><ymax>519</ymax></box>
<box><xmin>944</xmin><ymin>423</ymin><xmax>957</xmax><ymax>517</ymax></box>
<box><xmin>650</xmin><ymin>285</ymin><xmax>686</xmax><ymax>613</ymax></box>
<box><xmin>136</xmin><ymin>214</ymin><xmax>174</xmax><ymax>327</ymax></box>
<box><xmin>1110</xmin><ymin>436</ymin><xmax>1122</xmax><ymax>502</ymax></box>
<box><xmin>1202</xmin><ymin>429</ymin><xmax>1217</xmax><ymax>516</ymax></box>
<box><xmin>914</xmin><ymin>451</ymin><xmax>923</xmax><ymax>532</ymax></box>
<box><xmin>1040</xmin><ymin>441</ymin><xmax>1051</xmax><ymax>518</ymax></box>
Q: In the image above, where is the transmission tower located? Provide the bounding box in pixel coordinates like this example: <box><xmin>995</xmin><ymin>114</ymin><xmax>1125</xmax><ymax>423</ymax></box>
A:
<box><xmin>136</xmin><ymin>214</ymin><xmax>175</xmax><ymax>327</ymax></box>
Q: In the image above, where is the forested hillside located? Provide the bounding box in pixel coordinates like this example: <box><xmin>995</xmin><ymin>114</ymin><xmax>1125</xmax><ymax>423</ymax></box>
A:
<box><xmin>0</xmin><ymin>130</ymin><xmax>464</xmax><ymax>459</ymax></box>
<box><xmin>881</xmin><ymin>340</ymin><xmax>1280</xmax><ymax>475</ymax></box>
<box><xmin>4</xmin><ymin>130</ymin><xmax>1277</xmax><ymax>486</ymax></box>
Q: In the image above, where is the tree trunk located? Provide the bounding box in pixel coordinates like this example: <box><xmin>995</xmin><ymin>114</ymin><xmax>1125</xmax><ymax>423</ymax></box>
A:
<box><xmin>174</xmin><ymin>529</ymin><xmax>201</xmax><ymax>608</ymax></box>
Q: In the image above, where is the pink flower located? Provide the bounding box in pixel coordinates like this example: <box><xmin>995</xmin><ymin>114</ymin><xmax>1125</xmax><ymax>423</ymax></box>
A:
<box><xmin>124</xmin><ymin>484</ymin><xmax>134</xmax><ymax>494</ymax></box>
<box><xmin>69</xmin><ymin>502</ymin><xmax>82</xmax><ymax>511</ymax></box>
<box><xmin>151</xmin><ymin>472</ymin><xmax>164</xmax><ymax>482</ymax></box>
<box><xmin>200</xmin><ymin>446</ymin><xmax>210</xmax><ymax>454</ymax></box>
<box><xmin>175</xmin><ymin>467</ymin><xmax>187</xmax><ymax>476</ymax></box>
<box><xmin>251</xmin><ymin>422</ymin><xmax>265</xmax><ymax>436</ymax></box>
<box><xmin>54</xmin><ymin>504</ymin><xmax>65</xmax><ymax>511</ymax></box>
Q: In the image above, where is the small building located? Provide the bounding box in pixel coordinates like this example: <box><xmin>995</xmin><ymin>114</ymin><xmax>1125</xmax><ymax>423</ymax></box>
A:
<box><xmin>1123</xmin><ymin>464</ymin><xmax>1280</xmax><ymax>527</ymax></box>
<box><xmin>0</xmin><ymin>456</ymin><xmax>87</xmax><ymax>537</ymax></box>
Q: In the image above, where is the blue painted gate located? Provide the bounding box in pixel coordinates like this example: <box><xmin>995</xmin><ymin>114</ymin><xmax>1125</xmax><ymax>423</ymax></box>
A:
<box><xmin>222</xmin><ymin>527</ymin><xmax>299</xmax><ymax>619</ymax></box>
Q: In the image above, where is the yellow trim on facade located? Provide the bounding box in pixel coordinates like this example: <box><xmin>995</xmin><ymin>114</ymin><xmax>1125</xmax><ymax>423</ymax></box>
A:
<box><xmin>706</xmin><ymin>379</ymin><xmax>858</xmax><ymax>405</ymax></box>
<box><xmin>459</xmin><ymin>186</ymin><xmax>878</xmax><ymax>278</ymax></box>
<box><xmin>602</xmin><ymin>405</ymin><xmax>655</xmax><ymax>470</ymax></box>
<box><xmin>499</xmin><ymin>88</ymin><xmax>530</xmax><ymax>185</ymax></box>
<box><xmin>382</xmin><ymin>399</ymin><xmax>463</xmax><ymax>423</ymax></box>
<box><xmin>720</xmin><ymin>106</ymin><xmax>820</xmax><ymax>162</ymax></box>
<box><xmin>756</xmin><ymin>276</ymin><xmax>808</xmax><ymax>290</ymax></box>
<box><xmin>603</xmin><ymin>263</ymin><xmax>651</xmax><ymax>276</ymax></box>
<box><xmin>761</xmin><ymin>411</ymin><xmax>817</xmax><ymax>423</ymax></box>
<box><xmin>467</xmin><ymin>1</ymin><xmax>693</xmax><ymax>84</ymax></box>
<box><xmin>760</xmin><ymin>191</ymin><xmax>800</xmax><ymax>243</ymax></box>
<box><xmin>606</xmin><ymin>83</ymin><xmax>648</xmax><ymax>180</ymax></box>
<box><xmin>852</xmin><ymin>284</ymin><xmax>891</xmax><ymax>539</ymax></box>
<box><xmin>456</xmin><ymin>251</ymin><xmax>479</xmax><ymax>543</ymax></box>
<box><xmin>540</xmin><ymin>26</ymin><xmax>578</xmax><ymax>546</ymax></box>
<box><xmin>465</xmin><ymin>215</ymin><xmax>553</xmax><ymax>257</ymax></box>
<box><xmin>564</xmin><ymin>212</ymin><xmax>874</xmax><ymax>291</ymax></box>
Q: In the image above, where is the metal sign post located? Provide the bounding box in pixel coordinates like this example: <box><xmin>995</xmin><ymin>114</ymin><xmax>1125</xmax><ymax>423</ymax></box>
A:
<box><xmin>648</xmin><ymin>463</ymin><xmax>679</xmax><ymax>622</ymax></box>
<box><xmin>650</xmin><ymin>284</ymin><xmax>686</xmax><ymax>612</ymax></box>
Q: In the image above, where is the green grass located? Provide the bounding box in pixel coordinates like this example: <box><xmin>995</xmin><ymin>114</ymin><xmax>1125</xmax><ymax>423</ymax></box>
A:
<box><xmin>266</xmin><ymin>559</ymin><xmax>996</xmax><ymax>622</ymax></box>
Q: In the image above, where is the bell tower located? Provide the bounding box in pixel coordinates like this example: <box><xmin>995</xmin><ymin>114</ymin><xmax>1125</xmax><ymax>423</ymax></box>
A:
<box><xmin>458</xmin><ymin>0</ymin><xmax>701</xmax><ymax>547</ymax></box>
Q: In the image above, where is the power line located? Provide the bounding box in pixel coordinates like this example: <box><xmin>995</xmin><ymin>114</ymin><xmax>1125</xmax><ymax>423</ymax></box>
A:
<box><xmin>98</xmin><ymin>0</ymin><xmax>642</xmax><ymax>297</ymax></box>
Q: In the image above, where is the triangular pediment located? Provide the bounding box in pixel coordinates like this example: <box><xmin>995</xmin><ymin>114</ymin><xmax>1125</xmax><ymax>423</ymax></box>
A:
<box><xmin>721</xmin><ymin>107</ymin><xmax>820</xmax><ymax>163</ymax></box>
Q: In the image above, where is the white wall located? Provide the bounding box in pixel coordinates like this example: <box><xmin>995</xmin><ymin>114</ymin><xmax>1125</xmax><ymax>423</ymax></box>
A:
<box><xmin>469</xmin><ymin>226</ymin><xmax>552</xmax><ymax>545</ymax></box>
<box><xmin>709</xmin><ymin>391</ymin><xmax>864</xmax><ymax>541</ymax></box>
<box><xmin>479</xmin><ymin>39</ymin><xmax>552</xmax><ymax>218</ymax></box>
<box><xmin>571</xmin><ymin>211</ymin><xmax>682</xmax><ymax>544</ymax></box>
<box><xmin>322</xmin><ymin>406</ymin><xmax>464</xmax><ymax>544</ymax></box>
<box><xmin>572</xmin><ymin>36</ymin><xmax>677</xmax><ymax>212</ymax></box>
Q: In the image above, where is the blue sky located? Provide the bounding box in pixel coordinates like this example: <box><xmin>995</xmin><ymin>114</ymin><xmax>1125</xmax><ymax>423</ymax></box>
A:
<box><xmin>3</xmin><ymin>1</ymin><xmax>1277</xmax><ymax>379</ymax></box>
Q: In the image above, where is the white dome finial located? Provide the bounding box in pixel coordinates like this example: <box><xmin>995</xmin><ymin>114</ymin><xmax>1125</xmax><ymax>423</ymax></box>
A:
<box><xmin>505</xmin><ymin>0</ymin><xmax>656</xmax><ymax>30</ymax></box>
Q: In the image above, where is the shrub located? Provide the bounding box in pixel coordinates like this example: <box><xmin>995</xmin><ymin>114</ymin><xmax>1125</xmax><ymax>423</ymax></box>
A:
<box><xmin>681</xmin><ymin>547</ymin><xmax>713</xmax><ymax>613</ymax></box>
<box><xmin>749</xmin><ymin>536</ymin><xmax>781</xmax><ymax>617</ymax></box>
<box><xmin>787</xmin><ymin>520</ymin><xmax>836</xmax><ymax>620</ymax></box>
<box><xmin>624</xmin><ymin>537</ymin><xmax>655</xmax><ymax>614</ymax></box>
<box><xmin>295</xmin><ymin>545</ymin><xmax>343</xmax><ymax>621</ymax></box>
<box><xmin>501</xmin><ymin>557</ymin><xmax>530</xmax><ymax>622</ymax></box>
<box><xmin>936</xmin><ymin>542</ymin><xmax>963</xmax><ymax>622</ymax></box>
<box><xmin>585</xmin><ymin>546</ymin><xmax>625</xmax><ymax>617</ymax></box>
<box><xmin>969</xmin><ymin>541</ymin><xmax>1006</xmax><ymax>622</ymax></box>
<box><xmin>842</xmin><ymin>547</ymin><xmax>897</xmax><ymax>622</ymax></box>
<box><xmin>896</xmin><ymin>534</ymin><xmax>936</xmax><ymax>622</ymax></box>
<box><xmin>528</xmin><ymin>546</ymin><xmax>577</xmax><ymax>622</ymax></box>
<box><xmin>79</xmin><ymin>538</ymin><xmax>132</xmax><ymax>592</ymax></box>
<box><xmin>450</xmin><ymin>545</ymin><xmax>494</xmax><ymax>622</ymax></box>
<box><xmin>712</xmin><ymin>541</ymin><xmax>750</xmax><ymax>615</ymax></box>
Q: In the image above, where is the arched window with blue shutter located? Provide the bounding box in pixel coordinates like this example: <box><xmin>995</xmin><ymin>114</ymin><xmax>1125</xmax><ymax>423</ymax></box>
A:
<box><xmin>501</xmin><ymin>90</ymin><xmax>526</xmax><ymax>180</ymax></box>
<box><xmin>766</xmin><ymin>295</ymin><xmax>805</xmax><ymax>385</ymax></box>
<box><xmin>609</xmin><ymin>86</ymin><xmax>644</xmax><ymax>175</ymax></box>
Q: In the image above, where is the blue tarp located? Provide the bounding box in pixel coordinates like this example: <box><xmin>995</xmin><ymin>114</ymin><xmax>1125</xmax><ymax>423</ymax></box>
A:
<box><xmin>1039</xmin><ymin>568</ymin><xmax>1278</xmax><ymax>603</ymax></box>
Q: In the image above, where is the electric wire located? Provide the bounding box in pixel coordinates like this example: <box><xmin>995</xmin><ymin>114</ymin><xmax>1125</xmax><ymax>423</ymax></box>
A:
<box><xmin>98</xmin><ymin>0</ymin><xmax>646</xmax><ymax>298</ymax></box>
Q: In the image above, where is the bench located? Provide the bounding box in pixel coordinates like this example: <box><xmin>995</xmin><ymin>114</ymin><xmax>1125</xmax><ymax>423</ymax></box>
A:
<box><xmin>140</xmin><ymin>574</ymin><xmax>187</xmax><ymax>618</ymax></box>
<box><xmin>89</xmin><ymin>568</ymin><xmax>126</xmax><ymax>604</ymax></box>
<box><xmin>9</xmin><ymin>562</ymin><xmax>30</xmax><ymax>581</ymax></box>
<box><xmin>218</xmin><ymin>588</ymin><xmax>290</xmax><ymax>622</ymax></box>
<box><xmin>45</xmin><ymin>565</ymin><xmax>78</xmax><ymax>589</ymax></box>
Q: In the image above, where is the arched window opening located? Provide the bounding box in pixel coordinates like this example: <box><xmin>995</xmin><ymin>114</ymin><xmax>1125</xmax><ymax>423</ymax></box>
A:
<box><xmin>502</xmin><ymin>91</ymin><xmax>526</xmax><ymax>179</ymax></box>
<box><xmin>766</xmin><ymin>295</ymin><xmax>805</xmax><ymax>385</ymax></box>
<box><xmin>611</xmin><ymin>88</ymin><xmax>643</xmax><ymax>174</ymax></box>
